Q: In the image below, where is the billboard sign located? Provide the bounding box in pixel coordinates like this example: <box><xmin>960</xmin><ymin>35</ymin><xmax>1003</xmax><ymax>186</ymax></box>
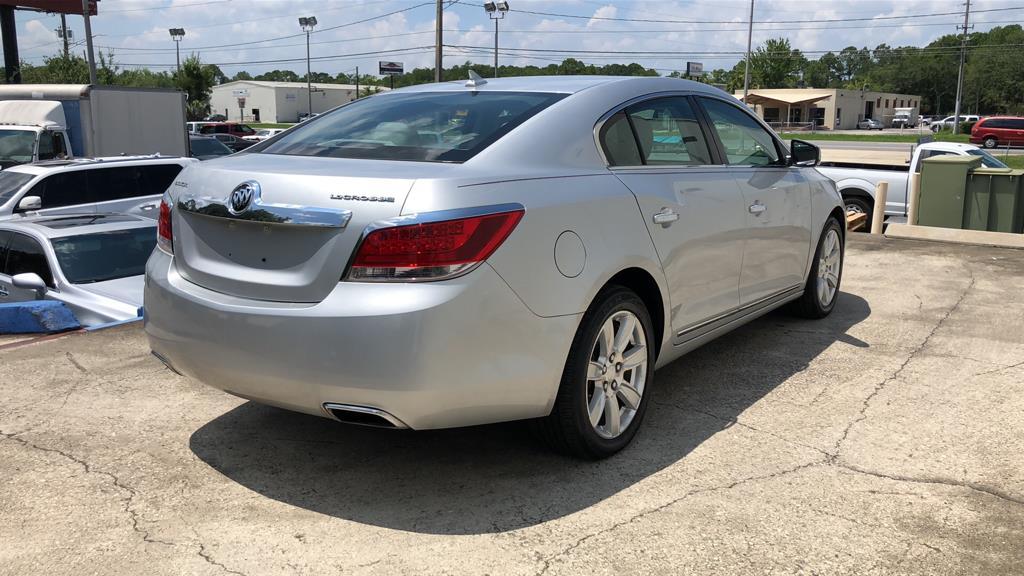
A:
<box><xmin>686</xmin><ymin>62</ymin><xmax>704</xmax><ymax>77</ymax></box>
<box><xmin>379</xmin><ymin>61</ymin><xmax>404</xmax><ymax>76</ymax></box>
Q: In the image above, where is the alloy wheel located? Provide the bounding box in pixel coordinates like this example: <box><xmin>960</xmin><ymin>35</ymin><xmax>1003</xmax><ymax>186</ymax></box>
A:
<box><xmin>585</xmin><ymin>310</ymin><xmax>648</xmax><ymax>439</ymax></box>
<box><xmin>817</xmin><ymin>228</ymin><xmax>842</xmax><ymax>307</ymax></box>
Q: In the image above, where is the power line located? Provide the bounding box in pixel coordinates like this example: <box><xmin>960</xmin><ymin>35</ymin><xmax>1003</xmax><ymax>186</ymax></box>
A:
<box><xmin>101</xmin><ymin>0</ymin><xmax>231</xmax><ymax>13</ymax></box>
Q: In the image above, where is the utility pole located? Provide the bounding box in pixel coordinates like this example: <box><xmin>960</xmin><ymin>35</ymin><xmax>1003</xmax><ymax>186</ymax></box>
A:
<box><xmin>59</xmin><ymin>14</ymin><xmax>69</xmax><ymax>57</ymax></box>
<box><xmin>742</xmin><ymin>0</ymin><xmax>754</xmax><ymax>104</ymax></box>
<box><xmin>82</xmin><ymin>0</ymin><xmax>97</xmax><ymax>84</ymax></box>
<box><xmin>434</xmin><ymin>0</ymin><xmax>443</xmax><ymax>82</ymax></box>
<box><xmin>952</xmin><ymin>0</ymin><xmax>971</xmax><ymax>135</ymax></box>
<box><xmin>355</xmin><ymin>66</ymin><xmax>359</xmax><ymax>99</ymax></box>
<box><xmin>299</xmin><ymin>16</ymin><xmax>318</xmax><ymax>120</ymax></box>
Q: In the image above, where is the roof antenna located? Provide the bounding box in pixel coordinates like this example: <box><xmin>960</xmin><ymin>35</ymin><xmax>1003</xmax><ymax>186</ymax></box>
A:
<box><xmin>466</xmin><ymin>70</ymin><xmax>488</xmax><ymax>88</ymax></box>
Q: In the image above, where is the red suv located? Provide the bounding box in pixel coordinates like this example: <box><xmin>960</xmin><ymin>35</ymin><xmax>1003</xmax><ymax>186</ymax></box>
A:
<box><xmin>199</xmin><ymin>122</ymin><xmax>257</xmax><ymax>139</ymax></box>
<box><xmin>970</xmin><ymin>116</ymin><xmax>1024</xmax><ymax>149</ymax></box>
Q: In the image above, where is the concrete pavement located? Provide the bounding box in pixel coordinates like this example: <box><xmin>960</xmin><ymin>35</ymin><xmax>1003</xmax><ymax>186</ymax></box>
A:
<box><xmin>1</xmin><ymin>235</ymin><xmax>1023</xmax><ymax>575</ymax></box>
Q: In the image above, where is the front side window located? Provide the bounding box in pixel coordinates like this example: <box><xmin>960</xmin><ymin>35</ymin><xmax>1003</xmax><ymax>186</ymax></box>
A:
<box><xmin>0</xmin><ymin>171</ymin><xmax>35</xmax><ymax>207</ymax></box>
<box><xmin>699</xmin><ymin>98</ymin><xmax>781</xmax><ymax>166</ymax></box>
<box><xmin>51</xmin><ymin>227</ymin><xmax>156</xmax><ymax>284</ymax></box>
<box><xmin>260</xmin><ymin>91</ymin><xmax>567</xmax><ymax>163</ymax></box>
<box><xmin>23</xmin><ymin>170</ymin><xmax>91</xmax><ymax>211</ymax></box>
<box><xmin>5</xmin><ymin>233</ymin><xmax>53</xmax><ymax>286</ymax></box>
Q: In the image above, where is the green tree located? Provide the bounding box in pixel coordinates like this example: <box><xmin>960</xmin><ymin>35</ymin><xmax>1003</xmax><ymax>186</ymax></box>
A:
<box><xmin>231</xmin><ymin>71</ymin><xmax>253</xmax><ymax>81</ymax></box>
<box><xmin>176</xmin><ymin>54</ymin><xmax>216</xmax><ymax>120</ymax></box>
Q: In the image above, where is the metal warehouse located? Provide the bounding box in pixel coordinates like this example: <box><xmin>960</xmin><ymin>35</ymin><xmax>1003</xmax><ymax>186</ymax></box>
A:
<box><xmin>736</xmin><ymin>88</ymin><xmax>923</xmax><ymax>130</ymax></box>
<box><xmin>210</xmin><ymin>80</ymin><xmax>386</xmax><ymax>124</ymax></box>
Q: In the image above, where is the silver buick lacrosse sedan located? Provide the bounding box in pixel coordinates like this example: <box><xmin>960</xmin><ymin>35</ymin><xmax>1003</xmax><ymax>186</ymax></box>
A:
<box><xmin>145</xmin><ymin>76</ymin><xmax>844</xmax><ymax>458</ymax></box>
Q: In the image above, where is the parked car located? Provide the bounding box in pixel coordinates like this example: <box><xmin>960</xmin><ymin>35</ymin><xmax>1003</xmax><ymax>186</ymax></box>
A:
<box><xmin>817</xmin><ymin>141</ymin><xmax>1007</xmax><ymax>229</ymax></box>
<box><xmin>243</xmin><ymin>128</ymin><xmax>286</xmax><ymax>142</ymax></box>
<box><xmin>969</xmin><ymin>116</ymin><xmax>1024</xmax><ymax>149</ymax></box>
<box><xmin>0</xmin><ymin>213</ymin><xmax>155</xmax><ymax>326</ymax></box>
<box><xmin>0</xmin><ymin>156</ymin><xmax>196</xmax><ymax>221</ymax></box>
<box><xmin>189</xmin><ymin>134</ymin><xmax>234</xmax><ymax>160</ymax></box>
<box><xmin>146</xmin><ymin>76</ymin><xmax>845</xmax><ymax>459</ymax></box>
<box><xmin>199</xmin><ymin>122</ymin><xmax>257</xmax><ymax>139</ymax></box>
<box><xmin>298</xmin><ymin>112</ymin><xmax>320</xmax><ymax>122</ymax></box>
<box><xmin>187</xmin><ymin>121</ymin><xmax>216</xmax><ymax>134</ymax></box>
<box><xmin>930</xmin><ymin>115</ymin><xmax>979</xmax><ymax>132</ymax></box>
<box><xmin>210</xmin><ymin>133</ymin><xmax>255</xmax><ymax>152</ymax></box>
<box><xmin>857</xmin><ymin>118</ymin><xmax>884</xmax><ymax>130</ymax></box>
<box><xmin>205</xmin><ymin>114</ymin><xmax>227</xmax><ymax>122</ymax></box>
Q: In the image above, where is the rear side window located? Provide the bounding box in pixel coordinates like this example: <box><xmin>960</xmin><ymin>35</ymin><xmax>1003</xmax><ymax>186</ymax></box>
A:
<box><xmin>600</xmin><ymin>112</ymin><xmax>642</xmax><ymax>166</ymax></box>
<box><xmin>1008</xmin><ymin>119</ymin><xmax>1024</xmax><ymax>129</ymax></box>
<box><xmin>625</xmin><ymin>97</ymin><xmax>711</xmax><ymax>166</ymax></box>
<box><xmin>141</xmin><ymin>164</ymin><xmax>184</xmax><ymax>196</ymax></box>
<box><xmin>23</xmin><ymin>170</ymin><xmax>91</xmax><ymax>210</ymax></box>
<box><xmin>699</xmin><ymin>97</ymin><xmax>781</xmax><ymax>166</ymax></box>
<box><xmin>5</xmin><ymin>233</ymin><xmax>53</xmax><ymax>287</ymax></box>
<box><xmin>260</xmin><ymin>91</ymin><xmax>567</xmax><ymax>163</ymax></box>
<box><xmin>89</xmin><ymin>167</ymin><xmax>143</xmax><ymax>202</ymax></box>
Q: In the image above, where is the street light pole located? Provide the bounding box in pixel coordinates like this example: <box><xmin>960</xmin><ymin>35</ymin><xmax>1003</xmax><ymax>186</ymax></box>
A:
<box><xmin>82</xmin><ymin>0</ymin><xmax>97</xmax><ymax>84</ymax></box>
<box><xmin>952</xmin><ymin>0</ymin><xmax>971</xmax><ymax>135</ymax></box>
<box><xmin>484</xmin><ymin>2</ymin><xmax>509</xmax><ymax>78</ymax></box>
<box><xmin>742</xmin><ymin>0</ymin><xmax>754</xmax><ymax>104</ymax></box>
<box><xmin>299</xmin><ymin>16</ymin><xmax>318</xmax><ymax>119</ymax></box>
<box><xmin>168</xmin><ymin>28</ymin><xmax>185</xmax><ymax>76</ymax></box>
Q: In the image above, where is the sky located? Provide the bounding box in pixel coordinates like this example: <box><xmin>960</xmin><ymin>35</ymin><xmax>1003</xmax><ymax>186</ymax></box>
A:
<box><xmin>10</xmin><ymin>0</ymin><xmax>1024</xmax><ymax>79</ymax></box>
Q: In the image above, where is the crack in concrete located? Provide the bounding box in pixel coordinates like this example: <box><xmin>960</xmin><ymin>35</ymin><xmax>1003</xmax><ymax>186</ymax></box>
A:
<box><xmin>197</xmin><ymin>542</ymin><xmax>249</xmax><ymax>576</ymax></box>
<box><xmin>654</xmin><ymin>400</ymin><xmax>833</xmax><ymax>459</ymax></box>
<box><xmin>830</xmin><ymin>273</ymin><xmax>976</xmax><ymax>458</ymax></box>
<box><xmin>65</xmin><ymin>351</ymin><xmax>88</xmax><ymax>373</ymax></box>
<box><xmin>974</xmin><ymin>359</ymin><xmax>1024</xmax><ymax>377</ymax></box>
<box><xmin>534</xmin><ymin>460</ymin><xmax>823</xmax><ymax>575</ymax></box>
<box><xmin>833</xmin><ymin>461</ymin><xmax>1024</xmax><ymax>507</ymax></box>
<box><xmin>0</xmin><ymin>429</ymin><xmax>175</xmax><ymax>548</ymax></box>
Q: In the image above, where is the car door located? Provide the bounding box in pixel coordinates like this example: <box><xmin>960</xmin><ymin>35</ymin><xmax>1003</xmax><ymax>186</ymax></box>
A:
<box><xmin>696</xmin><ymin>96</ymin><xmax>812</xmax><ymax>307</ymax></box>
<box><xmin>601</xmin><ymin>95</ymin><xmax>747</xmax><ymax>340</ymax></box>
<box><xmin>0</xmin><ymin>232</ymin><xmax>55</xmax><ymax>303</ymax></box>
<box><xmin>1010</xmin><ymin>118</ymin><xmax>1024</xmax><ymax>145</ymax></box>
<box><xmin>0</xmin><ymin>230</ymin><xmax>11</xmax><ymax>300</ymax></box>
<box><xmin>14</xmin><ymin>170</ymin><xmax>97</xmax><ymax>217</ymax></box>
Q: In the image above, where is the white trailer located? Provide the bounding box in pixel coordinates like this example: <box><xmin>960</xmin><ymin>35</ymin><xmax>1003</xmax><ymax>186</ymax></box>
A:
<box><xmin>0</xmin><ymin>84</ymin><xmax>188</xmax><ymax>168</ymax></box>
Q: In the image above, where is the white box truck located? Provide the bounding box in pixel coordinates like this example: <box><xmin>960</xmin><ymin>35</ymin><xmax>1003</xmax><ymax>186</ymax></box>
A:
<box><xmin>891</xmin><ymin>107</ymin><xmax>919</xmax><ymax>129</ymax></box>
<box><xmin>0</xmin><ymin>84</ymin><xmax>188</xmax><ymax>168</ymax></box>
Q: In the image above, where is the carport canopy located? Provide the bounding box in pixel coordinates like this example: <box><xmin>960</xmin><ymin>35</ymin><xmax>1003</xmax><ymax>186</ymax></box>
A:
<box><xmin>740</xmin><ymin>90</ymin><xmax>832</xmax><ymax>107</ymax></box>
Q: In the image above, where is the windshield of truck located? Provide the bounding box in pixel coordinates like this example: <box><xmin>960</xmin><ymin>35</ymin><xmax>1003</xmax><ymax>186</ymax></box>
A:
<box><xmin>967</xmin><ymin>149</ymin><xmax>1009</xmax><ymax>168</ymax></box>
<box><xmin>258</xmin><ymin>91</ymin><xmax>567</xmax><ymax>162</ymax></box>
<box><xmin>51</xmin><ymin>227</ymin><xmax>156</xmax><ymax>284</ymax></box>
<box><xmin>0</xmin><ymin>170</ymin><xmax>34</xmax><ymax>206</ymax></box>
<box><xmin>0</xmin><ymin>130</ymin><xmax>37</xmax><ymax>168</ymax></box>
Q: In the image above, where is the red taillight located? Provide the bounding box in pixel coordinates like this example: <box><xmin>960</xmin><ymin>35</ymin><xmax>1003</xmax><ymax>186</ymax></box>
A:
<box><xmin>347</xmin><ymin>209</ymin><xmax>524</xmax><ymax>281</ymax></box>
<box><xmin>157</xmin><ymin>194</ymin><xmax>173</xmax><ymax>255</ymax></box>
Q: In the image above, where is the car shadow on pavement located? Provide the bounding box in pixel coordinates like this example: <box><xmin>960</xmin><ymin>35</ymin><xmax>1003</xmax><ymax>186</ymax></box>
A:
<box><xmin>190</xmin><ymin>292</ymin><xmax>870</xmax><ymax>535</ymax></box>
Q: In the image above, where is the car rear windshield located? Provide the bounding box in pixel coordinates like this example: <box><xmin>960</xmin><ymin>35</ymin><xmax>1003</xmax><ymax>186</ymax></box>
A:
<box><xmin>0</xmin><ymin>170</ymin><xmax>34</xmax><ymax>206</ymax></box>
<box><xmin>258</xmin><ymin>91</ymin><xmax>567</xmax><ymax>162</ymax></box>
<box><xmin>967</xmin><ymin>149</ymin><xmax>1009</xmax><ymax>168</ymax></box>
<box><xmin>51</xmin><ymin>227</ymin><xmax>156</xmax><ymax>284</ymax></box>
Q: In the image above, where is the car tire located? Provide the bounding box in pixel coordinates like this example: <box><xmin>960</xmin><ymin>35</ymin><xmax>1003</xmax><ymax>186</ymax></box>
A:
<box><xmin>984</xmin><ymin>137</ymin><xmax>998</xmax><ymax>149</ymax></box>
<box><xmin>534</xmin><ymin>285</ymin><xmax>655</xmax><ymax>459</ymax></box>
<box><xmin>791</xmin><ymin>218</ymin><xmax>844</xmax><ymax>319</ymax></box>
<box><xmin>842</xmin><ymin>194</ymin><xmax>872</xmax><ymax>232</ymax></box>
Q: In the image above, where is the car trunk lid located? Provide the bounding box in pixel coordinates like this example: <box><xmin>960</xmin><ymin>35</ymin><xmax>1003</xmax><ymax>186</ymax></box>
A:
<box><xmin>171</xmin><ymin>154</ymin><xmax>452</xmax><ymax>302</ymax></box>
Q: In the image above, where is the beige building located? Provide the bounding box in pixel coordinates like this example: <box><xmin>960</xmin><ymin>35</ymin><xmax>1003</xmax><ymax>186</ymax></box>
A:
<box><xmin>210</xmin><ymin>80</ymin><xmax>387</xmax><ymax>123</ymax></box>
<box><xmin>734</xmin><ymin>88</ymin><xmax>922</xmax><ymax>130</ymax></box>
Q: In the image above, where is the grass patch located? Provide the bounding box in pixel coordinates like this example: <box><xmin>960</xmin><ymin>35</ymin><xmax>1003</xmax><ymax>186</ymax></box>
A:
<box><xmin>250</xmin><ymin>122</ymin><xmax>293</xmax><ymax>129</ymax></box>
<box><xmin>781</xmin><ymin>132</ymin><xmax>970</xmax><ymax>144</ymax></box>
<box><xmin>998</xmin><ymin>155</ymin><xmax>1024</xmax><ymax>169</ymax></box>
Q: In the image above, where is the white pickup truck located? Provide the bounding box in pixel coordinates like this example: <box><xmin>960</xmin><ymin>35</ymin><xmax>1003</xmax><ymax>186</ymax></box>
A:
<box><xmin>816</xmin><ymin>141</ymin><xmax>1009</xmax><ymax>227</ymax></box>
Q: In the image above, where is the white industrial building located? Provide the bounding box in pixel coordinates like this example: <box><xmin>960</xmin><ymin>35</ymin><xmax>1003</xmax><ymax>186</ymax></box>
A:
<box><xmin>209</xmin><ymin>80</ymin><xmax>385</xmax><ymax>123</ymax></box>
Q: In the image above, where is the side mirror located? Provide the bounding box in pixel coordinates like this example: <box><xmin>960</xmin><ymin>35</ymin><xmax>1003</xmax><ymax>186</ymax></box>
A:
<box><xmin>788</xmin><ymin>139</ymin><xmax>820</xmax><ymax>167</ymax></box>
<box><xmin>17</xmin><ymin>196</ymin><xmax>41</xmax><ymax>211</ymax></box>
<box><xmin>12</xmin><ymin>272</ymin><xmax>47</xmax><ymax>300</ymax></box>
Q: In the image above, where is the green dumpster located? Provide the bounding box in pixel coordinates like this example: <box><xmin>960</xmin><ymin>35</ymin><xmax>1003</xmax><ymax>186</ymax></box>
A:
<box><xmin>965</xmin><ymin>167</ymin><xmax>1024</xmax><ymax>233</ymax></box>
<box><xmin>918</xmin><ymin>155</ymin><xmax>981</xmax><ymax>229</ymax></box>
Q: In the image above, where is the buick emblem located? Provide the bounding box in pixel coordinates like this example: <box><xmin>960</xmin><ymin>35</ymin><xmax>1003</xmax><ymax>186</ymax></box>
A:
<box><xmin>228</xmin><ymin>181</ymin><xmax>258</xmax><ymax>214</ymax></box>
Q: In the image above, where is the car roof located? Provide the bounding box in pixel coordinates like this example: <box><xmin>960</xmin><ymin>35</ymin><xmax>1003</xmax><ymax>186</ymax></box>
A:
<box><xmin>391</xmin><ymin>75</ymin><xmax>723</xmax><ymax>96</ymax></box>
<box><xmin>0</xmin><ymin>213</ymin><xmax>155</xmax><ymax>239</ymax></box>
<box><xmin>5</xmin><ymin>155</ymin><xmax>191</xmax><ymax>175</ymax></box>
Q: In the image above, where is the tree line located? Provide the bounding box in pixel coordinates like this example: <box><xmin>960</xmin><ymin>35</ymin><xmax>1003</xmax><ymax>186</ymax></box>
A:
<box><xmin>13</xmin><ymin>24</ymin><xmax>1022</xmax><ymax>119</ymax></box>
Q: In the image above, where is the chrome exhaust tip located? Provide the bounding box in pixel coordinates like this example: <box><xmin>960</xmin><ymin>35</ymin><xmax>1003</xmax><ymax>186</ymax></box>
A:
<box><xmin>323</xmin><ymin>403</ymin><xmax>408</xmax><ymax>429</ymax></box>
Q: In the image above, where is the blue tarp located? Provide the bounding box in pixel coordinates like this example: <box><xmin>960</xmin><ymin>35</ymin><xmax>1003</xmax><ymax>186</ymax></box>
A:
<box><xmin>0</xmin><ymin>301</ymin><xmax>80</xmax><ymax>334</ymax></box>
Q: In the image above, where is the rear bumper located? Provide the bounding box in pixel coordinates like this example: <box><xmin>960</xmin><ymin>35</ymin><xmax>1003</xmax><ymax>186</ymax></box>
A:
<box><xmin>144</xmin><ymin>250</ymin><xmax>580</xmax><ymax>430</ymax></box>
